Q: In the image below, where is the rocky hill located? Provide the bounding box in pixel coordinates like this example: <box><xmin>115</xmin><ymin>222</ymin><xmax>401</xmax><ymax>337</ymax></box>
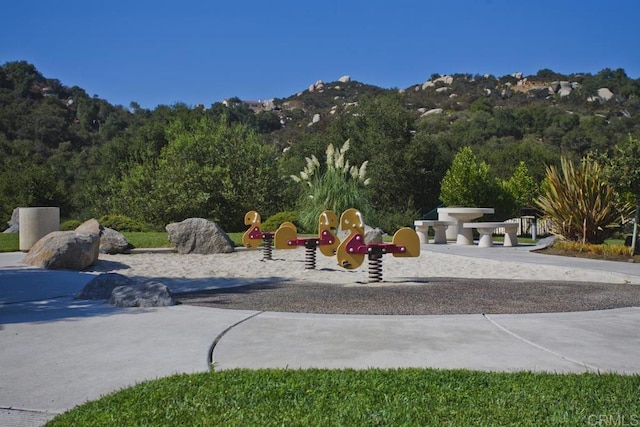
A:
<box><xmin>262</xmin><ymin>69</ymin><xmax>638</xmax><ymax>149</ymax></box>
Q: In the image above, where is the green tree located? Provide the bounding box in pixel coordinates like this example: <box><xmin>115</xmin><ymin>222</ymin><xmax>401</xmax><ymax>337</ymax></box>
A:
<box><xmin>504</xmin><ymin>161</ymin><xmax>538</xmax><ymax>212</ymax></box>
<box><xmin>606</xmin><ymin>135</ymin><xmax>640</xmax><ymax>250</ymax></box>
<box><xmin>110</xmin><ymin>116</ymin><xmax>281</xmax><ymax>231</ymax></box>
<box><xmin>440</xmin><ymin>147</ymin><xmax>498</xmax><ymax>206</ymax></box>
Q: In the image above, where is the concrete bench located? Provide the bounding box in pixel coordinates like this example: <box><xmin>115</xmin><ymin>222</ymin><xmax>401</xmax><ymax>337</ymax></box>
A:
<box><xmin>414</xmin><ymin>220</ymin><xmax>456</xmax><ymax>244</ymax></box>
<box><xmin>463</xmin><ymin>222</ymin><xmax>518</xmax><ymax>247</ymax></box>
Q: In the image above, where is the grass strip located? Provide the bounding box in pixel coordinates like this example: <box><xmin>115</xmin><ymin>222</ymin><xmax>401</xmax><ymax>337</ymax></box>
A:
<box><xmin>47</xmin><ymin>368</ymin><xmax>640</xmax><ymax>426</ymax></box>
<box><xmin>0</xmin><ymin>232</ymin><xmax>18</xmax><ymax>252</ymax></box>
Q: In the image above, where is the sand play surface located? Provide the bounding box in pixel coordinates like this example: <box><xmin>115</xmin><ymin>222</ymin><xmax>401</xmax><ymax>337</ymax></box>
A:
<box><xmin>87</xmin><ymin>247</ymin><xmax>640</xmax><ymax>315</ymax></box>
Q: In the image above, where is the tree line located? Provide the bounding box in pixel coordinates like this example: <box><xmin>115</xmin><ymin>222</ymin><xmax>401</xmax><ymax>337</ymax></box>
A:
<box><xmin>1</xmin><ymin>61</ymin><xmax>639</xmax><ymax>233</ymax></box>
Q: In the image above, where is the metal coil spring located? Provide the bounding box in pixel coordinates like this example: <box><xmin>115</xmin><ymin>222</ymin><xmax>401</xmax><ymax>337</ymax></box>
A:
<box><xmin>262</xmin><ymin>238</ymin><xmax>273</xmax><ymax>261</ymax></box>
<box><xmin>305</xmin><ymin>246</ymin><xmax>317</xmax><ymax>269</ymax></box>
<box><xmin>368</xmin><ymin>254</ymin><xmax>383</xmax><ymax>282</ymax></box>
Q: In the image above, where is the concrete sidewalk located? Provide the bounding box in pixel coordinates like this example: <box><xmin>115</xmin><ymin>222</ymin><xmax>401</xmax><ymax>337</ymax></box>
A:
<box><xmin>1</xmin><ymin>246</ymin><xmax>639</xmax><ymax>425</ymax></box>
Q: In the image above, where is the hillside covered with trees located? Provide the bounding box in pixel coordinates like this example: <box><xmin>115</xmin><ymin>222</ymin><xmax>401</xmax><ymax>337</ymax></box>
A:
<box><xmin>1</xmin><ymin>61</ymin><xmax>639</xmax><ymax>233</ymax></box>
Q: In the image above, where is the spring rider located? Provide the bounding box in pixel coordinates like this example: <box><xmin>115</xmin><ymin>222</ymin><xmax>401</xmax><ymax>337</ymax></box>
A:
<box><xmin>336</xmin><ymin>208</ymin><xmax>420</xmax><ymax>282</ymax></box>
<box><xmin>274</xmin><ymin>210</ymin><xmax>341</xmax><ymax>269</ymax></box>
<box><xmin>242</xmin><ymin>211</ymin><xmax>275</xmax><ymax>260</ymax></box>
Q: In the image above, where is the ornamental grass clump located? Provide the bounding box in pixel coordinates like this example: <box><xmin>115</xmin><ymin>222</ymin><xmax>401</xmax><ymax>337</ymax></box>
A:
<box><xmin>535</xmin><ymin>156</ymin><xmax>633</xmax><ymax>244</ymax></box>
<box><xmin>291</xmin><ymin>139</ymin><xmax>372</xmax><ymax>232</ymax></box>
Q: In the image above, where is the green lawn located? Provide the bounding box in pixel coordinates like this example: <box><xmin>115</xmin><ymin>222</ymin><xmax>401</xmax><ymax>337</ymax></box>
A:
<box><xmin>0</xmin><ymin>232</ymin><xmax>248</xmax><ymax>252</ymax></box>
<box><xmin>0</xmin><ymin>231</ymin><xmax>627</xmax><ymax>253</ymax></box>
<box><xmin>47</xmin><ymin>368</ymin><xmax>640</xmax><ymax>426</ymax></box>
<box><xmin>0</xmin><ymin>232</ymin><xmax>18</xmax><ymax>252</ymax></box>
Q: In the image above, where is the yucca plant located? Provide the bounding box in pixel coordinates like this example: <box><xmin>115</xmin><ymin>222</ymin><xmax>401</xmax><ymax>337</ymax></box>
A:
<box><xmin>535</xmin><ymin>156</ymin><xmax>633</xmax><ymax>244</ymax></box>
<box><xmin>291</xmin><ymin>139</ymin><xmax>372</xmax><ymax>232</ymax></box>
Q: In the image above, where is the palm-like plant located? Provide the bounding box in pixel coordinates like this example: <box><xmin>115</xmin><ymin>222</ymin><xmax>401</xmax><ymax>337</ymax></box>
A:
<box><xmin>535</xmin><ymin>156</ymin><xmax>633</xmax><ymax>244</ymax></box>
<box><xmin>291</xmin><ymin>140</ymin><xmax>372</xmax><ymax>232</ymax></box>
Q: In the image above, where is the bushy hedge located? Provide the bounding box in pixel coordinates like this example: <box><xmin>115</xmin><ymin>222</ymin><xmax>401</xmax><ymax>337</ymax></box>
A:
<box><xmin>262</xmin><ymin>211</ymin><xmax>301</xmax><ymax>232</ymax></box>
<box><xmin>60</xmin><ymin>219</ymin><xmax>82</xmax><ymax>231</ymax></box>
<box><xmin>98</xmin><ymin>214</ymin><xmax>150</xmax><ymax>232</ymax></box>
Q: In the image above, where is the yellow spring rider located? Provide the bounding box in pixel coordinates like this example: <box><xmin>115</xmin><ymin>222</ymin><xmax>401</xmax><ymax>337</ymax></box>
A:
<box><xmin>241</xmin><ymin>210</ymin><xmax>276</xmax><ymax>260</ymax></box>
<box><xmin>336</xmin><ymin>208</ymin><xmax>420</xmax><ymax>282</ymax></box>
<box><xmin>274</xmin><ymin>210</ymin><xmax>340</xmax><ymax>269</ymax></box>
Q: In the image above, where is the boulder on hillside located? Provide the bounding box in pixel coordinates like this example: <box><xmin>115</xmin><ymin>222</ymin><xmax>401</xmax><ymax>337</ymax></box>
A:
<box><xmin>558</xmin><ymin>81</ymin><xmax>572</xmax><ymax>97</ymax></box>
<box><xmin>100</xmin><ymin>227</ymin><xmax>134</xmax><ymax>254</ymax></box>
<box><xmin>421</xmin><ymin>108</ymin><xmax>443</xmax><ymax>117</ymax></box>
<box><xmin>166</xmin><ymin>218</ymin><xmax>235</xmax><ymax>254</ymax></box>
<box><xmin>22</xmin><ymin>231</ymin><xmax>100</xmax><ymax>270</ymax></box>
<box><xmin>75</xmin><ymin>273</ymin><xmax>136</xmax><ymax>300</ymax></box>
<box><xmin>3</xmin><ymin>207</ymin><xmax>19</xmax><ymax>233</ymax></box>
<box><xmin>598</xmin><ymin>87</ymin><xmax>614</xmax><ymax>101</ymax></box>
<box><xmin>108</xmin><ymin>281</ymin><xmax>175</xmax><ymax>307</ymax></box>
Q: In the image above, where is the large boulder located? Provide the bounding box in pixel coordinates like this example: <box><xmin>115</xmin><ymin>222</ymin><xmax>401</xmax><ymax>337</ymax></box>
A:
<box><xmin>166</xmin><ymin>218</ymin><xmax>235</xmax><ymax>254</ymax></box>
<box><xmin>3</xmin><ymin>207</ymin><xmax>19</xmax><ymax>233</ymax></box>
<box><xmin>597</xmin><ymin>87</ymin><xmax>614</xmax><ymax>101</ymax></box>
<box><xmin>338</xmin><ymin>224</ymin><xmax>383</xmax><ymax>244</ymax></box>
<box><xmin>75</xmin><ymin>273</ymin><xmax>136</xmax><ymax>300</ymax></box>
<box><xmin>22</xmin><ymin>231</ymin><xmax>100</xmax><ymax>270</ymax></box>
<box><xmin>75</xmin><ymin>218</ymin><xmax>103</xmax><ymax>236</ymax></box>
<box><xmin>100</xmin><ymin>227</ymin><xmax>133</xmax><ymax>254</ymax></box>
<box><xmin>558</xmin><ymin>81</ymin><xmax>572</xmax><ymax>97</ymax></box>
<box><xmin>108</xmin><ymin>281</ymin><xmax>175</xmax><ymax>307</ymax></box>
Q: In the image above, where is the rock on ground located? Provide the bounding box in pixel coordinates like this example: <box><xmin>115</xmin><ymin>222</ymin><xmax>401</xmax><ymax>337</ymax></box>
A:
<box><xmin>22</xmin><ymin>231</ymin><xmax>100</xmax><ymax>270</ymax></box>
<box><xmin>108</xmin><ymin>281</ymin><xmax>175</xmax><ymax>307</ymax></box>
<box><xmin>166</xmin><ymin>218</ymin><xmax>235</xmax><ymax>254</ymax></box>
<box><xmin>75</xmin><ymin>273</ymin><xmax>136</xmax><ymax>300</ymax></box>
<box><xmin>100</xmin><ymin>227</ymin><xmax>133</xmax><ymax>254</ymax></box>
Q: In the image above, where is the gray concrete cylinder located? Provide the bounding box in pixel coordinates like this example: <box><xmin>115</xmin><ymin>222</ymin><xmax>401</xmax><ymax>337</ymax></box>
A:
<box><xmin>19</xmin><ymin>207</ymin><xmax>60</xmax><ymax>251</ymax></box>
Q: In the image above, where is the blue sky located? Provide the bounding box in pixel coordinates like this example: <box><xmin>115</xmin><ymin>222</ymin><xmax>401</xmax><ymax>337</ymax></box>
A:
<box><xmin>2</xmin><ymin>0</ymin><xmax>639</xmax><ymax>109</ymax></box>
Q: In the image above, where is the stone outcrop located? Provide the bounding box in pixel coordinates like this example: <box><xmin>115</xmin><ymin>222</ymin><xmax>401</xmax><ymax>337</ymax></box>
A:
<box><xmin>22</xmin><ymin>231</ymin><xmax>100</xmax><ymax>270</ymax></box>
<box><xmin>108</xmin><ymin>281</ymin><xmax>175</xmax><ymax>307</ymax></box>
<box><xmin>75</xmin><ymin>273</ymin><xmax>136</xmax><ymax>300</ymax></box>
<box><xmin>421</xmin><ymin>108</ymin><xmax>443</xmax><ymax>117</ymax></box>
<box><xmin>338</xmin><ymin>75</ymin><xmax>351</xmax><ymax>83</ymax></box>
<box><xmin>308</xmin><ymin>80</ymin><xmax>324</xmax><ymax>92</ymax></box>
<box><xmin>598</xmin><ymin>87</ymin><xmax>614</xmax><ymax>101</ymax></box>
<box><xmin>588</xmin><ymin>87</ymin><xmax>615</xmax><ymax>103</ymax></box>
<box><xmin>3</xmin><ymin>208</ymin><xmax>19</xmax><ymax>233</ymax></box>
<box><xmin>166</xmin><ymin>218</ymin><xmax>235</xmax><ymax>254</ymax></box>
<box><xmin>558</xmin><ymin>81</ymin><xmax>573</xmax><ymax>97</ymax></box>
<box><xmin>422</xmin><ymin>75</ymin><xmax>454</xmax><ymax>90</ymax></box>
<box><xmin>75</xmin><ymin>218</ymin><xmax>103</xmax><ymax>236</ymax></box>
<box><xmin>100</xmin><ymin>227</ymin><xmax>133</xmax><ymax>254</ymax></box>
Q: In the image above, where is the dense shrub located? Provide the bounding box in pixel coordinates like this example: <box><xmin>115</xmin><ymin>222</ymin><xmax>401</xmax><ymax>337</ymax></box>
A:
<box><xmin>262</xmin><ymin>211</ymin><xmax>301</xmax><ymax>232</ymax></box>
<box><xmin>535</xmin><ymin>157</ymin><xmax>633</xmax><ymax>243</ymax></box>
<box><xmin>291</xmin><ymin>141</ymin><xmax>372</xmax><ymax>233</ymax></box>
<box><xmin>60</xmin><ymin>219</ymin><xmax>82</xmax><ymax>231</ymax></box>
<box><xmin>98</xmin><ymin>214</ymin><xmax>149</xmax><ymax>232</ymax></box>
